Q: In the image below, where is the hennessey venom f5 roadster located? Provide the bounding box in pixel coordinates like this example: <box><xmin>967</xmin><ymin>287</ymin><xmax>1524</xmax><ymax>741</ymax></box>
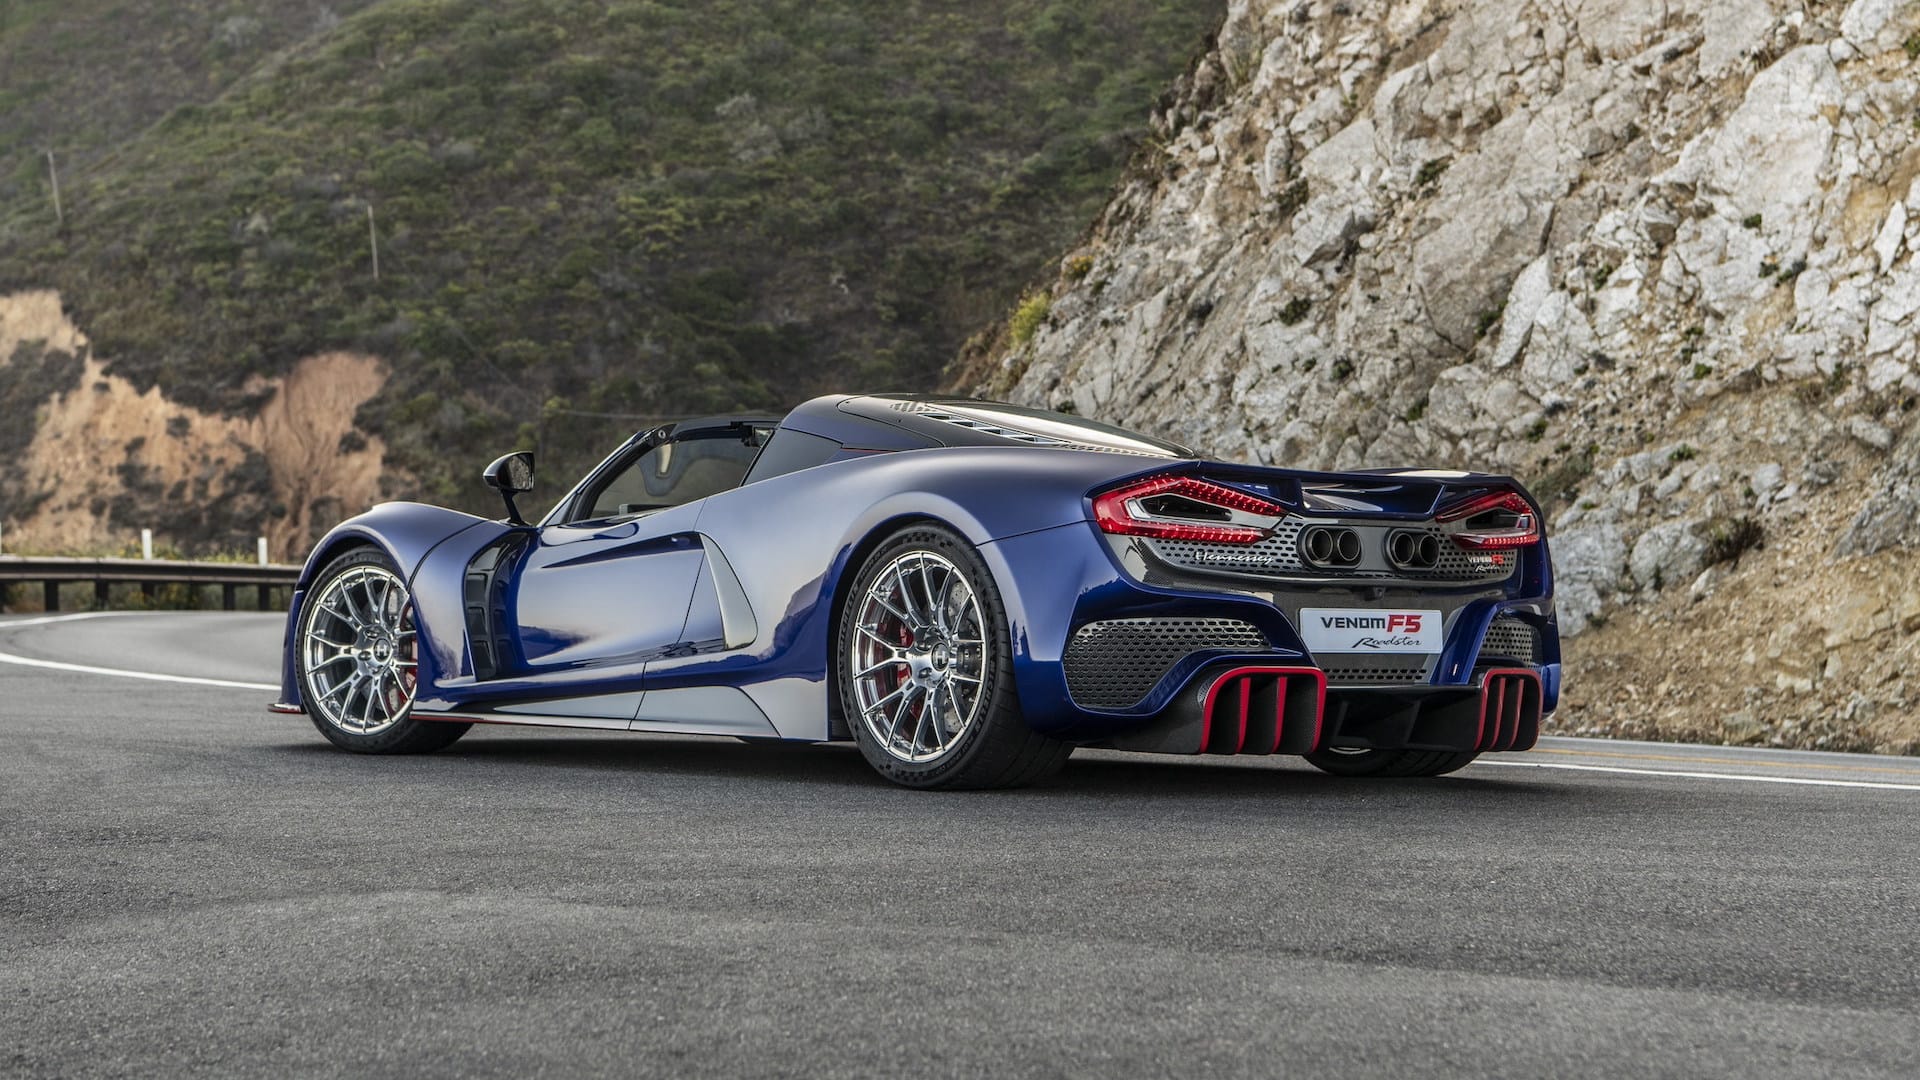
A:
<box><xmin>273</xmin><ymin>394</ymin><xmax>1560</xmax><ymax>788</ymax></box>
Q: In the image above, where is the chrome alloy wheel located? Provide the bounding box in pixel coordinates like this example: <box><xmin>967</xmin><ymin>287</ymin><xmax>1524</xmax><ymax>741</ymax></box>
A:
<box><xmin>848</xmin><ymin>550</ymin><xmax>987</xmax><ymax>763</ymax></box>
<box><xmin>301</xmin><ymin>565</ymin><xmax>419</xmax><ymax>736</ymax></box>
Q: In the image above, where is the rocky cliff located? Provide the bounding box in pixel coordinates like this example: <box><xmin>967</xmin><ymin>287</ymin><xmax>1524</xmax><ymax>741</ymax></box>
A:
<box><xmin>970</xmin><ymin>0</ymin><xmax>1920</xmax><ymax>751</ymax></box>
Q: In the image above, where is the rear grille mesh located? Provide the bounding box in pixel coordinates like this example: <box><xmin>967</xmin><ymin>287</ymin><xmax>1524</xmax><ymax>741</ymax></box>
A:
<box><xmin>1143</xmin><ymin>523</ymin><xmax>1512</xmax><ymax>584</ymax></box>
<box><xmin>1064</xmin><ymin>618</ymin><xmax>1267</xmax><ymax>709</ymax></box>
<box><xmin>1479</xmin><ymin>617</ymin><xmax>1539</xmax><ymax>664</ymax></box>
<box><xmin>1319</xmin><ymin>658</ymin><xmax>1434</xmax><ymax>685</ymax></box>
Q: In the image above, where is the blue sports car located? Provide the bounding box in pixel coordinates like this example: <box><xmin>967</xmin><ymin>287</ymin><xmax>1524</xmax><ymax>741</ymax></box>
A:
<box><xmin>273</xmin><ymin>395</ymin><xmax>1560</xmax><ymax>788</ymax></box>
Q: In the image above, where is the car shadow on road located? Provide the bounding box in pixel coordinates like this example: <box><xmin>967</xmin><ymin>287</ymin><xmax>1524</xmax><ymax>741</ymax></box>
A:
<box><xmin>1056</xmin><ymin>753</ymin><xmax>1563</xmax><ymax>802</ymax></box>
<box><xmin>271</xmin><ymin>731</ymin><xmax>1564</xmax><ymax>802</ymax></box>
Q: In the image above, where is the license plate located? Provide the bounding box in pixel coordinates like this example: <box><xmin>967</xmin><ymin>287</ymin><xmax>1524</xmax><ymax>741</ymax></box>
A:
<box><xmin>1299</xmin><ymin>608</ymin><xmax>1444</xmax><ymax>654</ymax></box>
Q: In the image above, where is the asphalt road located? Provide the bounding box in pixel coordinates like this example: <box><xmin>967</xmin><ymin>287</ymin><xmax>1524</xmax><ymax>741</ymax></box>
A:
<box><xmin>3</xmin><ymin>612</ymin><xmax>1917</xmax><ymax>1078</ymax></box>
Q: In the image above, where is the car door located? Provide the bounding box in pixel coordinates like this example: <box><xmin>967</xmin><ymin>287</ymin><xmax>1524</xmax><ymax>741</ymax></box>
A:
<box><xmin>505</xmin><ymin>426</ymin><xmax>764</xmax><ymax>683</ymax></box>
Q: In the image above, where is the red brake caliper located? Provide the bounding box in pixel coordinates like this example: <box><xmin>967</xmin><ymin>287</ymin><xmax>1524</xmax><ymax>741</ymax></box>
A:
<box><xmin>399</xmin><ymin>605</ymin><xmax>418</xmax><ymax>696</ymax></box>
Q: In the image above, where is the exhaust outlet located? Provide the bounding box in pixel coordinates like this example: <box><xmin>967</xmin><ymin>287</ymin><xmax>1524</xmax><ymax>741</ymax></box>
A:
<box><xmin>1303</xmin><ymin>528</ymin><xmax>1335</xmax><ymax>564</ymax></box>
<box><xmin>1301</xmin><ymin>526</ymin><xmax>1362</xmax><ymax>567</ymax></box>
<box><xmin>1387</xmin><ymin>529</ymin><xmax>1441</xmax><ymax>570</ymax></box>
<box><xmin>1388</xmin><ymin>531</ymin><xmax>1416</xmax><ymax>565</ymax></box>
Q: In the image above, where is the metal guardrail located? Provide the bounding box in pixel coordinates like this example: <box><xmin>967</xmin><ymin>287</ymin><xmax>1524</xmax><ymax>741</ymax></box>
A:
<box><xmin>0</xmin><ymin>556</ymin><xmax>302</xmax><ymax>612</ymax></box>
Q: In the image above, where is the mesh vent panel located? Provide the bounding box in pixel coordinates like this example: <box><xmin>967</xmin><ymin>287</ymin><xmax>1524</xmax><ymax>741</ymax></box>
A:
<box><xmin>1064</xmin><ymin>618</ymin><xmax>1267</xmax><ymax>710</ymax></box>
<box><xmin>1480</xmin><ymin>617</ymin><xmax>1540</xmax><ymax>664</ymax></box>
<box><xmin>1319</xmin><ymin>657</ymin><xmax>1434</xmax><ymax>685</ymax></box>
<box><xmin>1143</xmin><ymin>523</ymin><xmax>1514</xmax><ymax>584</ymax></box>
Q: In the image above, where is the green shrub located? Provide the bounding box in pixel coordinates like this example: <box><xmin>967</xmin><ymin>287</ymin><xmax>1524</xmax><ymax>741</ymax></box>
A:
<box><xmin>1475</xmin><ymin>302</ymin><xmax>1505</xmax><ymax>339</ymax></box>
<box><xmin>1531</xmin><ymin>443</ymin><xmax>1595</xmax><ymax>508</ymax></box>
<box><xmin>1704</xmin><ymin>515</ymin><xmax>1763</xmax><ymax>566</ymax></box>
<box><xmin>1274</xmin><ymin>178</ymin><xmax>1308</xmax><ymax>217</ymax></box>
<box><xmin>1008</xmin><ymin>290</ymin><xmax>1052</xmax><ymax>345</ymax></box>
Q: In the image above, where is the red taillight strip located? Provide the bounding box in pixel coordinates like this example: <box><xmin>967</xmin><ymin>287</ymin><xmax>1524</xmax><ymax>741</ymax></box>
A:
<box><xmin>1453</xmin><ymin>527</ymin><xmax>1539</xmax><ymax>551</ymax></box>
<box><xmin>1092</xmin><ymin>474</ymin><xmax>1286</xmax><ymax>546</ymax></box>
<box><xmin>1437</xmin><ymin>489</ymin><xmax>1531</xmax><ymax>522</ymax></box>
<box><xmin>1438</xmin><ymin>488</ymin><xmax>1539</xmax><ymax>550</ymax></box>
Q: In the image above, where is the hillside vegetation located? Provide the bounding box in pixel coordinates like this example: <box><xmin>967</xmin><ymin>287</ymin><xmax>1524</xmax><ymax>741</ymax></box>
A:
<box><xmin>0</xmin><ymin>0</ymin><xmax>384</xmax><ymax>202</ymax></box>
<box><xmin>0</xmin><ymin>0</ymin><xmax>1220</xmax><ymax>523</ymax></box>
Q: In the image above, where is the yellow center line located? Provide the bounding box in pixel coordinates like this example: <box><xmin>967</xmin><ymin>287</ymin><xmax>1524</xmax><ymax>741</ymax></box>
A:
<box><xmin>1535</xmin><ymin>746</ymin><xmax>1920</xmax><ymax>776</ymax></box>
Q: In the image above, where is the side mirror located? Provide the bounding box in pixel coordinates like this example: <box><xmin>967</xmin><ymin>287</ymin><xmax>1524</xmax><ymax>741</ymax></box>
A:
<box><xmin>483</xmin><ymin>451</ymin><xmax>535</xmax><ymax>526</ymax></box>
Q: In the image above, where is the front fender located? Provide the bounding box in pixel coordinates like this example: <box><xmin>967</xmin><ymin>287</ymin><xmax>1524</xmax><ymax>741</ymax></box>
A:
<box><xmin>298</xmin><ymin>502</ymin><xmax>496</xmax><ymax>587</ymax></box>
<box><xmin>278</xmin><ymin>502</ymin><xmax>501</xmax><ymax>710</ymax></box>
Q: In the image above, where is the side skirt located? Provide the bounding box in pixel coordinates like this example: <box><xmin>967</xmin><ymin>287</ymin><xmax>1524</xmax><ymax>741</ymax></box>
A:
<box><xmin>411</xmin><ymin>685</ymin><xmax>790</xmax><ymax>740</ymax></box>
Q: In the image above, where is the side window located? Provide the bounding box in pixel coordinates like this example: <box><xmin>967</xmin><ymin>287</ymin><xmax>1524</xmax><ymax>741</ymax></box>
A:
<box><xmin>576</xmin><ymin>434</ymin><xmax>761</xmax><ymax>522</ymax></box>
<box><xmin>742</xmin><ymin>429</ymin><xmax>842</xmax><ymax>486</ymax></box>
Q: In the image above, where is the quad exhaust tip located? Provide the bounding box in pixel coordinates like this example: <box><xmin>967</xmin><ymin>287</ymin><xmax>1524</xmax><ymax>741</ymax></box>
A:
<box><xmin>1302</xmin><ymin>526</ymin><xmax>1362</xmax><ymax>567</ymax></box>
<box><xmin>1386</xmin><ymin>529</ymin><xmax>1441</xmax><ymax>570</ymax></box>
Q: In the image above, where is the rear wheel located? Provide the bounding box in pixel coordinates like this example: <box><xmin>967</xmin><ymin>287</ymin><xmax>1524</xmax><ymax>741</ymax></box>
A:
<box><xmin>837</xmin><ymin>524</ymin><xmax>1069</xmax><ymax>789</ymax></box>
<box><xmin>1304</xmin><ymin>746</ymin><xmax>1478</xmax><ymax>778</ymax></box>
<box><xmin>297</xmin><ymin>547</ymin><xmax>469</xmax><ymax>754</ymax></box>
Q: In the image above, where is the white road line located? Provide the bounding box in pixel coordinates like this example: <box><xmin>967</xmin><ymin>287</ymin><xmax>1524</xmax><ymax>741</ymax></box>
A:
<box><xmin>0</xmin><ymin>650</ymin><xmax>277</xmax><ymax>691</ymax></box>
<box><xmin>0</xmin><ymin>611</ymin><xmax>275</xmax><ymax>691</ymax></box>
<box><xmin>0</xmin><ymin>611</ymin><xmax>140</xmax><ymax>629</ymax></box>
<box><xmin>1473</xmin><ymin>758</ymin><xmax>1920</xmax><ymax>792</ymax></box>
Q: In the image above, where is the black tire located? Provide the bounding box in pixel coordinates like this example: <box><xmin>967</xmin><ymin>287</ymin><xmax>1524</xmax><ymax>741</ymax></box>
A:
<box><xmin>297</xmin><ymin>546</ymin><xmax>470</xmax><ymax>755</ymax></box>
<box><xmin>836</xmin><ymin>523</ymin><xmax>1070</xmax><ymax>790</ymax></box>
<box><xmin>1304</xmin><ymin>747</ymin><xmax>1478</xmax><ymax>778</ymax></box>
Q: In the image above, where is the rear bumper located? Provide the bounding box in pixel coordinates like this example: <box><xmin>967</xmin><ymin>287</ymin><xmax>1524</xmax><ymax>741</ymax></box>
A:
<box><xmin>985</xmin><ymin>522</ymin><xmax>1561</xmax><ymax>743</ymax></box>
<box><xmin>1088</xmin><ymin>664</ymin><xmax>1543</xmax><ymax>757</ymax></box>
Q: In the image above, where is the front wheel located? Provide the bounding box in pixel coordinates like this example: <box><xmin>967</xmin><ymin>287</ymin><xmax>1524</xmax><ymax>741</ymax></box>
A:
<box><xmin>836</xmin><ymin>524</ymin><xmax>1069</xmax><ymax>789</ymax></box>
<box><xmin>297</xmin><ymin>547</ymin><xmax>469</xmax><ymax>754</ymax></box>
<box><xmin>1304</xmin><ymin>746</ymin><xmax>1478</xmax><ymax>778</ymax></box>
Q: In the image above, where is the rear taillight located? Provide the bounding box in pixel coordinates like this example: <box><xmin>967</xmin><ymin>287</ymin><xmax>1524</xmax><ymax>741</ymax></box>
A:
<box><xmin>1436</xmin><ymin>490</ymin><xmax>1539</xmax><ymax>549</ymax></box>
<box><xmin>1092</xmin><ymin>474</ymin><xmax>1287</xmax><ymax>545</ymax></box>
